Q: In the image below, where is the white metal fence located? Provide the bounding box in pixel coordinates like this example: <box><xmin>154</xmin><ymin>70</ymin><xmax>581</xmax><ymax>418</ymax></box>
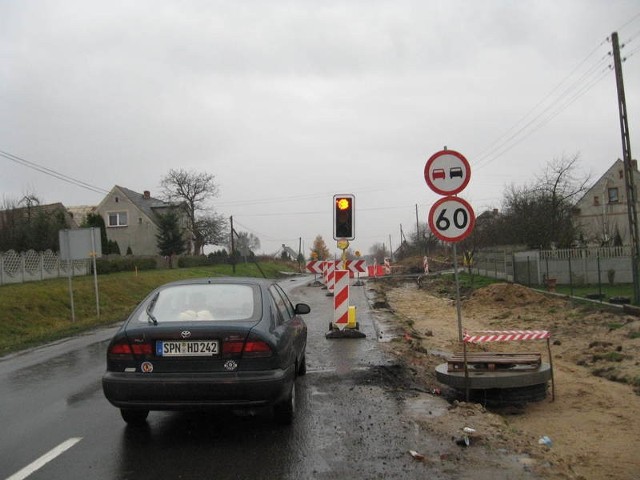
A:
<box><xmin>471</xmin><ymin>246</ymin><xmax>635</xmax><ymax>286</ymax></box>
<box><xmin>0</xmin><ymin>250</ymin><xmax>89</xmax><ymax>285</ymax></box>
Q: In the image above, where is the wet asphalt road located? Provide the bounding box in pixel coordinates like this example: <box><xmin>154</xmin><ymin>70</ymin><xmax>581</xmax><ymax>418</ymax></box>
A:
<box><xmin>0</xmin><ymin>275</ymin><xmax>534</xmax><ymax>480</ymax></box>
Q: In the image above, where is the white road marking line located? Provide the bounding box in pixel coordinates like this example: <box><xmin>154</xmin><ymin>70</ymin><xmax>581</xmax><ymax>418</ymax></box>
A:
<box><xmin>5</xmin><ymin>437</ymin><xmax>82</xmax><ymax>480</ymax></box>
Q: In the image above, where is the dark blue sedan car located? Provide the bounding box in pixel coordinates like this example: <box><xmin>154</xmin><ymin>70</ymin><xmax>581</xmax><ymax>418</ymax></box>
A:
<box><xmin>102</xmin><ymin>277</ymin><xmax>309</xmax><ymax>425</ymax></box>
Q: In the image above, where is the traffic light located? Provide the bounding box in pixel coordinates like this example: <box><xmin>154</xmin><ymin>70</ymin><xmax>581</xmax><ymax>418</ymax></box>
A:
<box><xmin>333</xmin><ymin>194</ymin><xmax>355</xmax><ymax>240</ymax></box>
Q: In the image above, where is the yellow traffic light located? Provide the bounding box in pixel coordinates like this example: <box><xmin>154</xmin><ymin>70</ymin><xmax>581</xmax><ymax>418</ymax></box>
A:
<box><xmin>336</xmin><ymin>197</ymin><xmax>350</xmax><ymax>210</ymax></box>
<box><xmin>333</xmin><ymin>194</ymin><xmax>355</xmax><ymax>240</ymax></box>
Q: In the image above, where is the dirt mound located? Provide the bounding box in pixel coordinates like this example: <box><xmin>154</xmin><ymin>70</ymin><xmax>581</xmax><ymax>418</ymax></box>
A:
<box><xmin>466</xmin><ymin>282</ymin><xmax>552</xmax><ymax>307</ymax></box>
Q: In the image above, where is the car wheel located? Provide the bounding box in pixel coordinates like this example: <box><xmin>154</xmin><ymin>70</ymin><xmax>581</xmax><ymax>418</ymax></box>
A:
<box><xmin>273</xmin><ymin>381</ymin><xmax>295</xmax><ymax>425</ymax></box>
<box><xmin>120</xmin><ymin>408</ymin><xmax>149</xmax><ymax>425</ymax></box>
<box><xmin>297</xmin><ymin>355</ymin><xmax>307</xmax><ymax>376</ymax></box>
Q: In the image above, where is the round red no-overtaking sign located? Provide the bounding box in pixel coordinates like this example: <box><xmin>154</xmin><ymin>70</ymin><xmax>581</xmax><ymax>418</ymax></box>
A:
<box><xmin>424</xmin><ymin>150</ymin><xmax>471</xmax><ymax>196</ymax></box>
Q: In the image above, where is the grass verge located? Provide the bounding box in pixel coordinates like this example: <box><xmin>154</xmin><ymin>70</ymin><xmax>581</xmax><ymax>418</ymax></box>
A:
<box><xmin>0</xmin><ymin>261</ymin><xmax>296</xmax><ymax>356</ymax></box>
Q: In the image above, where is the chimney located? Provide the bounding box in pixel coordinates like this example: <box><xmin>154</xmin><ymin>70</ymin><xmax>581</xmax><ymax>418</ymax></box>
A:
<box><xmin>143</xmin><ymin>190</ymin><xmax>151</xmax><ymax>199</ymax></box>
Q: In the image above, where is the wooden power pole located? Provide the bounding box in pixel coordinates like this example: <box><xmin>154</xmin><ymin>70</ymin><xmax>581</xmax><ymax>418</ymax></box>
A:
<box><xmin>612</xmin><ymin>31</ymin><xmax>640</xmax><ymax>304</ymax></box>
<box><xmin>230</xmin><ymin>215</ymin><xmax>236</xmax><ymax>274</ymax></box>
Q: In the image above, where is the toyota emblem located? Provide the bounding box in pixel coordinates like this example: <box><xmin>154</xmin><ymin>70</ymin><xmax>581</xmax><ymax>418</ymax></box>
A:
<box><xmin>181</xmin><ymin>331</ymin><xmax>192</xmax><ymax>339</ymax></box>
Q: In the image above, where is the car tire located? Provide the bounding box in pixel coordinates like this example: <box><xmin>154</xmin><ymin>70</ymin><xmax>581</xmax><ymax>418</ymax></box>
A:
<box><xmin>120</xmin><ymin>408</ymin><xmax>149</xmax><ymax>425</ymax></box>
<box><xmin>297</xmin><ymin>355</ymin><xmax>307</xmax><ymax>376</ymax></box>
<box><xmin>273</xmin><ymin>382</ymin><xmax>295</xmax><ymax>425</ymax></box>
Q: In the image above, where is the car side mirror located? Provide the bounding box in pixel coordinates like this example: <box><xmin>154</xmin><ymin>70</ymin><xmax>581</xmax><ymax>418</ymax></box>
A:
<box><xmin>294</xmin><ymin>303</ymin><xmax>311</xmax><ymax>315</ymax></box>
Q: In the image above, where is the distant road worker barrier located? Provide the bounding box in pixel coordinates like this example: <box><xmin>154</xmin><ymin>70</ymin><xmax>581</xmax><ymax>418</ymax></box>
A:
<box><xmin>367</xmin><ymin>265</ymin><xmax>387</xmax><ymax>277</ymax></box>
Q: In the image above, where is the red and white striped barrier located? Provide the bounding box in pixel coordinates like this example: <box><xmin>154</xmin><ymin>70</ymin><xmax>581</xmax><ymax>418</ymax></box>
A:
<box><xmin>383</xmin><ymin>258</ymin><xmax>391</xmax><ymax>275</ymax></box>
<box><xmin>321</xmin><ymin>261</ymin><xmax>328</xmax><ymax>287</ymax></box>
<box><xmin>333</xmin><ymin>269</ymin><xmax>350</xmax><ymax>329</ymax></box>
<box><xmin>463</xmin><ymin>330</ymin><xmax>551</xmax><ymax>343</ymax></box>
<box><xmin>326</xmin><ymin>260</ymin><xmax>336</xmax><ymax>293</ymax></box>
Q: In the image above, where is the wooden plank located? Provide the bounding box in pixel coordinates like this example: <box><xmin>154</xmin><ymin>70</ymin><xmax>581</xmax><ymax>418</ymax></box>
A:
<box><xmin>447</xmin><ymin>352</ymin><xmax>541</xmax><ymax>372</ymax></box>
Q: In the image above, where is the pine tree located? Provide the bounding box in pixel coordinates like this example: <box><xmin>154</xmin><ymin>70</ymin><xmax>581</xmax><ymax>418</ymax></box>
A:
<box><xmin>156</xmin><ymin>210</ymin><xmax>186</xmax><ymax>256</ymax></box>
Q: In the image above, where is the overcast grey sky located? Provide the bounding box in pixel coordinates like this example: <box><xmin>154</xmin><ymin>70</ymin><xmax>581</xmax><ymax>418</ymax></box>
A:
<box><xmin>2</xmin><ymin>1</ymin><xmax>640</xmax><ymax>256</ymax></box>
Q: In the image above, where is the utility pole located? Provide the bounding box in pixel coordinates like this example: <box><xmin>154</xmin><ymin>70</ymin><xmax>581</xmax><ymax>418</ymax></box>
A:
<box><xmin>612</xmin><ymin>31</ymin><xmax>640</xmax><ymax>304</ymax></box>
<box><xmin>230</xmin><ymin>215</ymin><xmax>236</xmax><ymax>274</ymax></box>
<box><xmin>415</xmin><ymin>204</ymin><xmax>421</xmax><ymax>253</ymax></box>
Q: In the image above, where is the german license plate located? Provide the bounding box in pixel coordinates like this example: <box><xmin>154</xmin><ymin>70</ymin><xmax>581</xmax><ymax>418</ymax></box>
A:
<box><xmin>156</xmin><ymin>340</ymin><xmax>219</xmax><ymax>357</ymax></box>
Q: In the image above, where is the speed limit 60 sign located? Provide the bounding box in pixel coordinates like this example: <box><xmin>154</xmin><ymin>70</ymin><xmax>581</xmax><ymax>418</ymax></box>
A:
<box><xmin>428</xmin><ymin>196</ymin><xmax>475</xmax><ymax>242</ymax></box>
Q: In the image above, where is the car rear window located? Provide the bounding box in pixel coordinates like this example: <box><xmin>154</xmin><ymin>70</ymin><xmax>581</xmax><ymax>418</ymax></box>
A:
<box><xmin>138</xmin><ymin>284</ymin><xmax>260</xmax><ymax>323</ymax></box>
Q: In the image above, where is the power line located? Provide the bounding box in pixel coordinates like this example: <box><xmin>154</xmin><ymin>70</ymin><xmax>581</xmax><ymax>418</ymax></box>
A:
<box><xmin>473</xmin><ymin>11</ymin><xmax>640</xmax><ymax>171</ymax></box>
<box><xmin>0</xmin><ymin>149</ymin><xmax>109</xmax><ymax>195</ymax></box>
<box><xmin>617</xmin><ymin>10</ymin><xmax>640</xmax><ymax>32</ymax></box>
<box><xmin>478</xmin><ymin>66</ymin><xmax>612</xmax><ymax>167</ymax></box>
<box><xmin>475</xmin><ymin>41</ymin><xmax>612</xmax><ymax>170</ymax></box>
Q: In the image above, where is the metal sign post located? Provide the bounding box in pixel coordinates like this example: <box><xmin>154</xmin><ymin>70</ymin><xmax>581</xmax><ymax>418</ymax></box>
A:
<box><xmin>453</xmin><ymin>244</ymin><xmax>464</xmax><ymax>342</ymax></box>
<box><xmin>424</xmin><ymin>149</ymin><xmax>474</xmax><ymax>344</ymax></box>
<box><xmin>90</xmin><ymin>227</ymin><xmax>100</xmax><ymax>318</ymax></box>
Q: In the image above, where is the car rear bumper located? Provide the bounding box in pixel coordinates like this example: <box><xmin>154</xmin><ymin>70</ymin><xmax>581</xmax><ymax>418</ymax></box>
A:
<box><xmin>102</xmin><ymin>367</ymin><xmax>294</xmax><ymax>410</ymax></box>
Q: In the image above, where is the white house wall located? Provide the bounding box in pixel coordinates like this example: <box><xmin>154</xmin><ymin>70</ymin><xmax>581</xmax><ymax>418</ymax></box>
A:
<box><xmin>96</xmin><ymin>186</ymin><xmax>160</xmax><ymax>256</ymax></box>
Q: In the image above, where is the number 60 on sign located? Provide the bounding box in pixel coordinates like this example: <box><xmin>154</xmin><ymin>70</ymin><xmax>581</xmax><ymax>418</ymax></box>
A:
<box><xmin>428</xmin><ymin>196</ymin><xmax>475</xmax><ymax>243</ymax></box>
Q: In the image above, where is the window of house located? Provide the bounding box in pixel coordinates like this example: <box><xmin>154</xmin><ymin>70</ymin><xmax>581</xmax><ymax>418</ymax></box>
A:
<box><xmin>619</xmin><ymin>170</ymin><xmax>624</xmax><ymax>179</ymax></box>
<box><xmin>593</xmin><ymin>196</ymin><xmax>600</xmax><ymax>206</ymax></box>
<box><xmin>108</xmin><ymin>211</ymin><xmax>128</xmax><ymax>227</ymax></box>
<box><xmin>608</xmin><ymin>187</ymin><xmax>619</xmax><ymax>203</ymax></box>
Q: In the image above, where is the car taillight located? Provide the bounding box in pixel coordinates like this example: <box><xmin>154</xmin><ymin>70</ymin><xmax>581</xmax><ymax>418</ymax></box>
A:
<box><xmin>108</xmin><ymin>340</ymin><xmax>153</xmax><ymax>356</ymax></box>
<box><xmin>222</xmin><ymin>340</ymin><xmax>244</xmax><ymax>355</ymax></box>
<box><xmin>243</xmin><ymin>340</ymin><xmax>272</xmax><ymax>358</ymax></box>
<box><xmin>221</xmin><ymin>336</ymin><xmax>272</xmax><ymax>358</ymax></box>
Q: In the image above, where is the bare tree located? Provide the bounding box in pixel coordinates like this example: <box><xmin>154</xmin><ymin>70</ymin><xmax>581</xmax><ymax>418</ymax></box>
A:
<box><xmin>501</xmin><ymin>154</ymin><xmax>590</xmax><ymax>248</ymax></box>
<box><xmin>160</xmin><ymin>169</ymin><xmax>223</xmax><ymax>254</ymax></box>
<box><xmin>197</xmin><ymin>213</ymin><xmax>228</xmax><ymax>248</ymax></box>
<box><xmin>369</xmin><ymin>242</ymin><xmax>388</xmax><ymax>264</ymax></box>
<box><xmin>0</xmin><ymin>193</ymin><xmax>70</xmax><ymax>252</ymax></box>
<box><xmin>234</xmin><ymin>231</ymin><xmax>260</xmax><ymax>262</ymax></box>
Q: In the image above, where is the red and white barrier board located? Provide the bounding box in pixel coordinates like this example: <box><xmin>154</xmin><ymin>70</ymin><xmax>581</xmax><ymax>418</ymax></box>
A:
<box><xmin>333</xmin><ymin>269</ymin><xmax>350</xmax><ymax>329</ymax></box>
<box><xmin>307</xmin><ymin>260</ymin><xmax>369</xmax><ymax>278</ymax></box>
<box><xmin>347</xmin><ymin>259</ymin><xmax>367</xmax><ymax>273</ymax></box>
<box><xmin>305</xmin><ymin>260</ymin><xmax>324</xmax><ymax>274</ymax></box>
<box><xmin>463</xmin><ymin>330</ymin><xmax>551</xmax><ymax>343</ymax></box>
